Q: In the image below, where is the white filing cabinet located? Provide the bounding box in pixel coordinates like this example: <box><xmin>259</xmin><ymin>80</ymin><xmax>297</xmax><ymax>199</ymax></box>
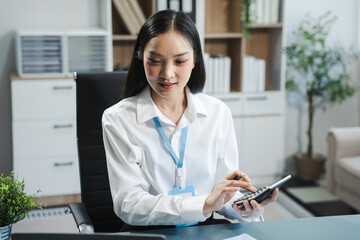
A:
<box><xmin>215</xmin><ymin>92</ymin><xmax>285</xmax><ymax>186</ymax></box>
<box><xmin>11</xmin><ymin>73</ymin><xmax>80</xmax><ymax>197</ymax></box>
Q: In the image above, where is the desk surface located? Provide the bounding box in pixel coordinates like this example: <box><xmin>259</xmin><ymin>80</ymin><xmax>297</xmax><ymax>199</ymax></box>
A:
<box><xmin>139</xmin><ymin>214</ymin><xmax>360</xmax><ymax>240</ymax></box>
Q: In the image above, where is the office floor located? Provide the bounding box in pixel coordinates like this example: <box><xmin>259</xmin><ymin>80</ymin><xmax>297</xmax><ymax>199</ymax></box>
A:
<box><xmin>282</xmin><ymin>174</ymin><xmax>359</xmax><ymax>216</ymax></box>
<box><xmin>12</xmin><ymin>191</ymin><xmax>301</xmax><ymax>234</ymax></box>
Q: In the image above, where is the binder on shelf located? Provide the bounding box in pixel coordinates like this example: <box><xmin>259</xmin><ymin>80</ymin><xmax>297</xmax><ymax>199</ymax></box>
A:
<box><xmin>112</xmin><ymin>0</ymin><xmax>138</xmax><ymax>35</ymax></box>
<box><xmin>156</xmin><ymin>0</ymin><xmax>196</xmax><ymax>23</ymax></box>
<box><xmin>127</xmin><ymin>0</ymin><xmax>146</xmax><ymax>28</ymax></box>
<box><xmin>182</xmin><ymin>0</ymin><xmax>193</xmax><ymax>13</ymax></box>
<box><xmin>242</xmin><ymin>56</ymin><xmax>266</xmax><ymax>93</ymax></box>
<box><xmin>255</xmin><ymin>0</ymin><xmax>263</xmax><ymax>23</ymax></box>
<box><xmin>250</xmin><ymin>0</ymin><xmax>279</xmax><ymax>24</ymax></box>
<box><xmin>270</xmin><ymin>0</ymin><xmax>279</xmax><ymax>23</ymax></box>
<box><xmin>157</xmin><ymin>0</ymin><xmax>167</xmax><ymax>11</ymax></box>
<box><xmin>122</xmin><ymin>0</ymin><xmax>142</xmax><ymax>32</ymax></box>
<box><xmin>209</xmin><ymin>57</ymin><xmax>216</xmax><ymax>93</ymax></box>
<box><xmin>262</xmin><ymin>0</ymin><xmax>270</xmax><ymax>24</ymax></box>
<box><xmin>203</xmin><ymin>53</ymin><xmax>231</xmax><ymax>94</ymax></box>
<box><xmin>224</xmin><ymin>56</ymin><xmax>231</xmax><ymax>93</ymax></box>
<box><xmin>203</xmin><ymin>53</ymin><xmax>211</xmax><ymax>93</ymax></box>
<box><xmin>169</xmin><ymin>0</ymin><xmax>180</xmax><ymax>11</ymax></box>
<box><xmin>257</xmin><ymin>59</ymin><xmax>266</xmax><ymax>92</ymax></box>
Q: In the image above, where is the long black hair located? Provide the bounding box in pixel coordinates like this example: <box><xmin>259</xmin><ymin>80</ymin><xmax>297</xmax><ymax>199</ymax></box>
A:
<box><xmin>124</xmin><ymin>10</ymin><xmax>205</xmax><ymax>98</ymax></box>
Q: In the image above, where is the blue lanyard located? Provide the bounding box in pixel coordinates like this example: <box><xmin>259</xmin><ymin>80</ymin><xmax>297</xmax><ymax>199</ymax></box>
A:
<box><xmin>153</xmin><ymin>117</ymin><xmax>188</xmax><ymax>168</ymax></box>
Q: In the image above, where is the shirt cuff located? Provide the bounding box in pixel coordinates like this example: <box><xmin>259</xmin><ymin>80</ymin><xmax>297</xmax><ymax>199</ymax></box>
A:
<box><xmin>179</xmin><ymin>195</ymin><xmax>209</xmax><ymax>223</ymax></box>
<box><xmin>241</xmin><ymin>207</ymin><xmax>264</xmax><ymax>222</ymax></box>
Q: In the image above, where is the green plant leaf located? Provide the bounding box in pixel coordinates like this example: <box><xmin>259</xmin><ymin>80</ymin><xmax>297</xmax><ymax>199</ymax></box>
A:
<box><xmin>0</xmin><ymin>171</ymin><xmax>43</xmax><ymax>226</ymax></box>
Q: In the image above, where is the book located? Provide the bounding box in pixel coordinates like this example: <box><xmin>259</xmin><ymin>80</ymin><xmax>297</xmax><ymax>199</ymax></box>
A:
<box><xmin>248</xmin><ymin>0</ymin><xmax>257</xmax><ymax>23</ymax></box>
<box><xmin>209</xmin><ymin>57</ymin><xmax>216</xmax><ymax>93</ymax></box>
<box><xmin>224</xmin><ymin>56</ymin><xmax>231</xmax><ymax>93</ymax></box>
<box><xmin>126</xmin><ymin>0</ymin><xmax>146</xmax><ymax>29</ymax></box>
<box><xmin>262</xmin><ymin>0</ymin><xmax>270</xmax><ymax>24</ymax></box>
<box><xmin>112</xmin><ymin>0</ymin><xmax>138</xmax><ymax>35</ymax></box>
<box><xmin>182</xmin><ymin>0</ymin><xmax>193</xmax><ymax>13</ymax></box>
<box><xmin>257</xmin><ymin>58</ymin><xmax>266</xmax><ymax>92</ymax></box>
<box><xmin>270</xmin><ymin>0</ymin><xmax>279</xmax><ymax>23</ymax></box>
<box><xmin>242</xmin><ymin>56</ymin><xmax>266</xmax><ymax>92</ymax></box>
<box><xmin>203</xmin><ymin>53</ymin><xmax>211</xmax><ymax>93</ymax></box>
<box><xmin>122</xmin><ymin>0</ymin><xmax>142</xmax><ymax>33</ymax></box>
<box><xmin>169</xmin><ymin>0</ymin><xmax>180</xmax><ymax>11</ymax></box>
<box><xmin>255</xmin><ymin>0</ymin><xmax>263</xmax><ymax>24</ymax></box>
<box><xmin>157</xmin><ymin>0</ymin><xmax>167</xmax><ymax>11</ymax></box>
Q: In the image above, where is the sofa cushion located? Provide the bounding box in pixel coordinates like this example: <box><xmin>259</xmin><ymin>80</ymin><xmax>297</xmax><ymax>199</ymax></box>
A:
<box><xmin>334</xmin><ymin>156</ymin><xmax>360</xmax><ymax>194</ymax></box>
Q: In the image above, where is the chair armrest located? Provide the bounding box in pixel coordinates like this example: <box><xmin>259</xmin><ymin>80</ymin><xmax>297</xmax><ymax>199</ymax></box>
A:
<box><xmin>69</xmin><ymin>203</ymin><xmax>94</xmax><ymax>233</ymax></box>
<box><xmin>326</xmin><ymin>127</ymin><xmax>360</xmax><ymax>193</ymax></box>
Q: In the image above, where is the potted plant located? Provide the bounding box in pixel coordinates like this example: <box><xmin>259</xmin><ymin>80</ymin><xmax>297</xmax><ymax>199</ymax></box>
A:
<box><xmin>0</xmin><ymin>171</ymin><xmax>42</xmax><ymax>239</ymax></box>
<box><xmin>285</xmin><ymin>12</ymin><xmax>358</xmax><ymax>181</ymax></box>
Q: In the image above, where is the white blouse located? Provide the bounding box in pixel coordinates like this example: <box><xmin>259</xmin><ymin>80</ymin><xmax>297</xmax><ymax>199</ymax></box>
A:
<box><xmin>102</xmin><ymin>86</ymin><xmax>261</xmax><ymax>226</ymax></box>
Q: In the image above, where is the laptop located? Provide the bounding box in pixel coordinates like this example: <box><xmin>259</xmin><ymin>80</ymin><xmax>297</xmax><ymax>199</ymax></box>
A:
<box><xmin>11</xmin><ymin>232</ymin><xmax>166</xmax><ymax>240</ymax></box>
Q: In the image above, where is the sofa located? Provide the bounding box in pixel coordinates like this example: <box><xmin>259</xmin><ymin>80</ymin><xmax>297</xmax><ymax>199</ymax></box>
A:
<box><xmin>326</xmin><ymin>127</ymin><xmax>360</xmax><ymax>212</ymax></box>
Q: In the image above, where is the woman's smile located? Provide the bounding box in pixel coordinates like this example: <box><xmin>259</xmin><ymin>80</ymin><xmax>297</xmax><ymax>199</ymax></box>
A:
<box><xmin>159</xmin><ymin>81</ymin><xmax>176</xmax><ymax>89</ymax></box>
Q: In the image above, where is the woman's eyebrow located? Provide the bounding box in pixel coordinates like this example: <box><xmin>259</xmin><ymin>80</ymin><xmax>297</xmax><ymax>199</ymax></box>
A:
<box><xmin>174</xmin><ymin>52</ymin><xmax>189</xmax><ymax>57</ymax></box>
<box><xmin>147</xmin><ymin>51</ymin><xmax>189</xmax><ymax>58</ymax></box>
<box><xmin>148</xmin><ymin>51</ymin><xmax>162</xmax><ymax>57</ymax></box>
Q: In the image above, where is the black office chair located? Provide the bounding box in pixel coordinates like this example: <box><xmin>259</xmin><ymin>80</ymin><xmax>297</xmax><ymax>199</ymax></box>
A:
<box><xmin>69</xmin><ymin>71</ymin><xmax>127</xmax><ymax>233</ymax></box>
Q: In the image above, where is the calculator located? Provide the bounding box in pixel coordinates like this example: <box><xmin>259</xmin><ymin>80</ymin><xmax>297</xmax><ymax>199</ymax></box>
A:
<box><xmin>233</xmin><ymin>175</ymin><xmax>291</xmax><ymax>207</ymax></box>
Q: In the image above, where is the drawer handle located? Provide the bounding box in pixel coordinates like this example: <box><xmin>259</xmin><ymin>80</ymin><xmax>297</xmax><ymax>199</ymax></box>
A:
<box><xmin>54</xmin><ymin>162</ymin><xmax>73</xmax><ymax>167</ymax></box>
<box><xmin>53</xmin><ymin>124</ymin><xmax>73</xmax><ymax>129</ymax></box>
<box><xmin>53</xmin><ymin>86</ymin><xmax>73</xmax><ymax>90</ymax></box>
<box><xmin>247</xmin><ymin>96</ymin><xmax>268</xmax><ymax>101</ymax></box>
<box><xmin>220</xmin><ymin>97</ymin><xmax>241</xmax><ymax>102</ymax></box>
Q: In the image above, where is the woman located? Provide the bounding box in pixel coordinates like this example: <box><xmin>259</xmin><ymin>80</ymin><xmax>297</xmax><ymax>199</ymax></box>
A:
<box><xmin>102</xmin><ymin>10</ymin><xmax>278</xmax><ymax>228</ymax></box>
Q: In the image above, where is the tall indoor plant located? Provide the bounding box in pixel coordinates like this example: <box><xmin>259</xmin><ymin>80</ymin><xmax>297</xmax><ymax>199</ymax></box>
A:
<box><xmin>285</xmin><ymin>12</ymin><xmax>358</xmax><ymax>181</ymax></box>
<box><xmin>0</xmin><ymin>171</ymin><xmax>42</xmax><ymax>239</ymax></box>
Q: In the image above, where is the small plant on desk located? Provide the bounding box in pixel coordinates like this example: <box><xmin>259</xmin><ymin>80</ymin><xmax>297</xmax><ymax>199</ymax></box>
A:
<box><xmin>0</xmin><ymin>171</ymin><xmax>43</xmax><ymax>238</ymax></box>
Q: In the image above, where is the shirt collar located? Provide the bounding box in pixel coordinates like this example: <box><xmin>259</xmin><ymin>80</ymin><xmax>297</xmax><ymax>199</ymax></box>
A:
<box><xmin>136</xmin><ymin>85</ymin><xmax>208</xmax><ymax>126</ymax></box>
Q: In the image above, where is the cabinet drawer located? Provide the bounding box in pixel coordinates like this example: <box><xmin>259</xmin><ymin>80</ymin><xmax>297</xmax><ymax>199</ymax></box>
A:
<box><xmin>14</xmin><ymin>157</ymin><xmax>80</xmax><ymax>196</ymax></box>
<box><xmin>213</xmin><ymin>93</ymin><xmax>243</xmax><ymax>116</ymax></box>
<box><xmin>241</xmin><ymin>116</ymin><xmax>285</xmax><ymax>176</ymax></box>
<box><xmin>13</xmin><ymin>119</ymin><xmax>77</xmax><ymax>159</ymax></box>
<box><xmin>12</xmin><ymin>79</ymin><xmax>75</xmax><ymax>120</ymax></box>
<box><xmin>242</xmin><ymin>92</ymin><xmax>284</xmax><ymax>115</ymax></box>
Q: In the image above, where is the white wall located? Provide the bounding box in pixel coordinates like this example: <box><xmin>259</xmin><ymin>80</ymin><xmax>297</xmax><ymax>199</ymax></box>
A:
<box><xmin>0</xmin><ymin>0</ymin><xmax>103</xmax><ymax>175</ymax></box>
<box><xmin>283</xmin><ymin>0</ymin><xmax>360</xmax><ymax>172</ymax></box>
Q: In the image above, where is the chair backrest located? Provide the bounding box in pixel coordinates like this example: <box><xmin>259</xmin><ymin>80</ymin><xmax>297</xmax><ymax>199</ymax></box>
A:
<box><xmin>74</xmin><ymin>71</ymin><xmax>127</xmax><ymax>232</ymax></box>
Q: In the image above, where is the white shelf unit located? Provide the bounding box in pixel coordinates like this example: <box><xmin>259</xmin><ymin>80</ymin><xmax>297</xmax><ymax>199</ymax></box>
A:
<box><xmin>198</xmin><ymin>0</ymin><xmax>286</xmax><ymax>186</ymax></box>
<box><xmin>11</xmin><ymin>0</ymin><xmax>113</xmax><ymax>200</ymax></box>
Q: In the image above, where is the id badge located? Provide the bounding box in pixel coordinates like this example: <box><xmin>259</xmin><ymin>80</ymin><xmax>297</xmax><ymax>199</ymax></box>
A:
<box><xmin>170</xmin><ymin>185</ymin><xmax>198</xmax><ymax>227</ymax></box>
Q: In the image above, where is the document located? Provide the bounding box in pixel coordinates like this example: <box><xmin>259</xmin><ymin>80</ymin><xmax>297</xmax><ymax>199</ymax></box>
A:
<box><xmin>223</xmin><ymin>233</ymin><xmax>257</xmax><ymax>240</ymax></box>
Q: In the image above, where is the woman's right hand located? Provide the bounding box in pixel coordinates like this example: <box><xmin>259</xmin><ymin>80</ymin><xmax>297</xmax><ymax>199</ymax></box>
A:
<box><xmin>203</xmin><ymin>170</ymin><xmax>257</xmax><ymax>214</ymax></box>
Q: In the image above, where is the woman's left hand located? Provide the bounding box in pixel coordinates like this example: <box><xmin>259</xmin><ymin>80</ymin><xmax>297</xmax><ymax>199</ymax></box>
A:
<box><xmin>232</xmin><ymin>188</ymin><xmax>279</xmax><ymax>216</ymax></box>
